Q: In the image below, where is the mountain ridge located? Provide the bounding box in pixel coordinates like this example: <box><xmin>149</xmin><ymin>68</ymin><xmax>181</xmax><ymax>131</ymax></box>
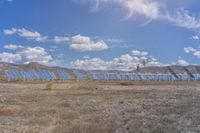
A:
<box><xmin>1</xmin><ymin>62</ymin><xmax>200</xmax><ymax>81</ymax></box>
<box><xmin>1</xmin><ymin>62</ymin><xmax>200</xmax><ymax>73</ymax></box>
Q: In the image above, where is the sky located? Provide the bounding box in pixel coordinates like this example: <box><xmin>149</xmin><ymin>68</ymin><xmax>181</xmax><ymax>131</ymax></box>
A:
<box><xmin>0</xmin><ymin>0</ymin><xmax>200</xmax><ymax>71</ymax></box>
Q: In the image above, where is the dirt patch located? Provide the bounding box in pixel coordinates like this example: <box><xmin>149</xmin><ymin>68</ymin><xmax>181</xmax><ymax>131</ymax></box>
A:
<box><xmin>0</xmin><ymin>105</ymin><xmax>25</xmax><ymax>116</ymax></box>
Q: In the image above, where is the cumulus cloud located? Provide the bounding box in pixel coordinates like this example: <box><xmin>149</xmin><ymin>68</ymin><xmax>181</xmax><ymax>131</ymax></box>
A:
<box><xmin>184</xmin><ymin>47</ymin><xmax>200</xmax><ymax>59</ymax></box>
<box><xmin>3</xmin><ymin>28</ymin><xmax>17</xmax><ymax>35</ymax></box>
<box><xmin>3</xmin><ymin>28</ymin><xmax>109</xmax><ymax>52</ymax></box>
<box><xmin>17</xmin><ymin>47</ymin><xmax>53</xmax><ymax>64</ymax></box>
<box><xmin>4</xmin><ymin>44</ymin><xmax>24</xmax><ymax>50</ymax></box>
<box><xmin>132</xmin><ymin>50</ymin><xmax>148</xmax><ymax>56</ymax></box>
<box><xmin>177</xmin><ymin>59</ymin><xmax>189</xmax><ymax>66</ymax></box>
<box><xmin>146</xmin><ymin>57</ymin><xmax>164</xmax><ymax>66</ymax></box>
<box><xmin>193</xmin><ymin>51</ymin><xmax>200</xmax><ymax>58</ymax></box>
<box><xmin>0</xmin><ymin>46</ymin><xmax>62</xmax><ymax>66</ymax></box>
<box><xmin>192</xmin><ymin>35</ymin><xmax>199</xmax><ymax>40</ymax></box>
<box><xmin>69</xmin><ymin>34</ymin><xmax>108</xmax><ymax>52</ymax></box>
<box><xmin>71</xmin><ymin>49</ymin><xmax>162</xmax><ymax>71</ymax></box>
<box><xmin>184</xmin><ymin>47</ymin><xmax>197</xmax><ymax>53</ymax></box>
<box><xmin>0</xmin><ymin>52</ymin><xmax>22</xmax><ymax>63</ymax></box>
<box><xmin>3</xmin><ymin>28</ymin><xmax>48</xmax><ymax>42</ymax></box>
<box><xmin>71</xmin><ymin>50</ymin><xmax>192</xmax><ymax>70</ymax></box>
<box><xmin>54</xmin><ymin>36</ymin><xmax>69</xmax><ymax>43</ymax></box>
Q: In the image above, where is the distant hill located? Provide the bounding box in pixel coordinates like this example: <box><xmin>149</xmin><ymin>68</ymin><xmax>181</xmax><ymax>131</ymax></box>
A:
<box><xmin>136</xmin><ymin>65</ymin><xmax>200</xmax><ymax>74</ymax></box>
<box><xmin>1</xmin><ymin>62</ymin><xmax>200</xmax><ymax>74</ymax></box>
<box><xmin>0</xmin><ymin>62</ymin><xmax>200</xmax><ymax>81</ymax></box>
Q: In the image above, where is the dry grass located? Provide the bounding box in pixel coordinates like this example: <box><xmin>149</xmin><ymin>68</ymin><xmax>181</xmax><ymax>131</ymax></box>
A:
<box><xmin>0</xmin><ymin>81</ymin><xmax>200</xmax><ymax>133</ymax></box>
<box><xmin>45</xmin><ymin>82</ymin><xmax>53</xmax><ymax>91</ymax></box>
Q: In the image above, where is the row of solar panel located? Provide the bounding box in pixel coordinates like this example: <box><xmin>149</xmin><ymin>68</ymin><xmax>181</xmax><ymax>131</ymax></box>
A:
<box><xmin>5</xmin><ymin>69</ymin><xmax>200</xmax><ymax>81</ymax></box>
<box><xmin>90</xmin><ymin>73</ymin><xmax>200</xmax><ymax>81</ymax></box>
<box><xmin>6</xmin><ymin>69</ymin><xmax>70</xmax><ymax>81</ymax></box>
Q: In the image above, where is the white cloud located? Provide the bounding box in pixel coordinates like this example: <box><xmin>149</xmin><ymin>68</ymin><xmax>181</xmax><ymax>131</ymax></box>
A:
<box><xmin>81</xmin><ymin>0</ymin><xmax>160</xmax><ymax>19</ymax></box>
<box><xmin>122</xmin><ymin>0</ymin><xmax>160</xmax><ymax>19</ymax></box>
<box><xmin>147</xmin><ymin>57</ymin><xmax>164</xmax><ymax>66</ymax></box>
<box><xmin>71</xmin><ymin>49</ymin><xmax>161</xmax><ymax>71</ymax></box>
<box><xmin>79</xmin><ymin>0</ymin><xmax>200</xmax><ymax>31</ymax></box>
<box><xmin>184</xmin><ymin>47</ymin><xmax>196</xmax><ymax>53</ymax></box>
<box><xmin>17</xmin><ymin>47</ymin><xmax>53</xmax><ymax>64</ymax></box>
<box><xmin>54</xmin><ymin>36</ymin><xmax>69</xmax><ymax>43</ymax></box>
<box><xmin>3</xmin><ymin>28</ymin><xmax>48</xmax><ymax>42</ymax></box>
<box><xmin>177</xmin><ymin>59</ymin><xmax>189</xmax><ymax>66</ymax></box>
<box><xmin>140</xmin><ymin>56</ymin><xmax>147</xmax><ymax>60</ymax></box>
<box><xmin>0</xmin><ymin>52</ymin><xmax>22</xmax><ymax>63</ymax></box>
<box><xmin>166</xmin><ymin>8</ymin><xmax>200</xmax><ymax>30</ymax></box>
<box><xmin>105</xmin><ymin>38</ymin><xmax>125</xmax><ymax>43</ymax></box>
<box><xmin>71</xmin><ymin>51</ymin><xmax>192</xmax><ymax>70</ymax></box>
<box><xmin>4</xmin><ymin>44</ymin><xmax>24</xmax><ymax>50</ymax></box>
<box><xmin>0</xmin><ymin>46</ymin><xmax>62</xmax><ymax>66</ymax></box>
<box><xmin>193</xmin><ymin>51</ymin><xmax>200</xmax><ymax>58</ymax></box>
<box><xmin>184</xmin><ymin>47</ymin><xmax>200</xmax><ymax>59</ymax></box>
<box><xmin>3</xmin><ymin>28</ymin><xmax>17</xmax><ymax>35</ymax></box>
<box><xmin>132</xmin><ymin>50</ymin><xmax>148</xmax><ymax>56</ymax></box>
<box><xmin>192</xmin><ymin>35</ymin><xmax>199</xmax><ymax>40</ymax></box>
<box><xmin>71</xmin><ymin>58</ymin><xmax>108</xmax><ymax>70</ymax></box>
<box><xmin>69</xmin><ymin>34</ymin><xmax>108</xmax><ymax>52</ymax></box>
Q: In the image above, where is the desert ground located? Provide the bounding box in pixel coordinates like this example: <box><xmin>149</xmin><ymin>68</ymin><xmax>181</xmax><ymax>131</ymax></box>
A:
<box><xmin>0</xmin><ymin>81</ymin><xmax>200</xmax><ymax>133</ymax></box>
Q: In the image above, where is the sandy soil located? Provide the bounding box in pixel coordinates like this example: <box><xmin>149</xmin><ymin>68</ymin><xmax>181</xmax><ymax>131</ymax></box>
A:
<box><xmin>0</xmin><ymin>81</ymin><xmax>200</xmax><ymax>133</ymax></box>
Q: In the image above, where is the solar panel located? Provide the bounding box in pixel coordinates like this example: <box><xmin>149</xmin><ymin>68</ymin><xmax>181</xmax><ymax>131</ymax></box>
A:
<box><xmin>6</xmin><ymin>71</ymin><xmax>13</xmax><ymax>80</ymax></box>
<box><xmin>72</xmin><ymin>70</ymin><xmax>86</xmax><ymax>80</ymax></box>
<box><xmin>90</xmin><ymin>71</ymin><xmax>109</xmax><ymax>80</ymax></box>
<box><xmin>193</xmin><ymin>74</ymin><xmax>200</xmax><ymax>80</ymax></box>
<box><xmin>108</xmin><ymin>72</ymin><xmax>120</xmax><ymax>80</ymax></box>
<box><xmin>5</xmin><ymin>69</ymin><xmax>200</xmax><ymax>81</ymax></box>
<box><xmin>56</xmin><ymin>70</ymin><xmax>70</xmax><ymax>80</ymax></box>
<box><xmin>6</xmin><ymin>70</ymin><xmax>23</xmax><ymax>80</ymax></box>
<box><xmin>29</xmin><ymin>70</ymin><xmax>37</xmax><ymax>80</ymax></box>
<box><xmin>176</xmin><ymin>74</ymin><xmax>191</xmax><ymax>81</ymax></box>
<box><xmin>129</xmin><ymin>74</ymin><xmax>140</xmax><ymax>80</ymax></box>
<box><xmin>118</xmin><ymin>72</ymin><xmax>132</xmax><ymax>80</ymax></box>
<box><xmin>141</xmin><ymin>74</ymin><xmax>147</xmax><ymax>80</ymax></box>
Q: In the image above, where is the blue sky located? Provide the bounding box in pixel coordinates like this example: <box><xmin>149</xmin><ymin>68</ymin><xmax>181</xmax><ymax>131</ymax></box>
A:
<box><xmin>0</xmin><ymin>0</ymin><xmax>200</xmax><ymax>70</ymax></box>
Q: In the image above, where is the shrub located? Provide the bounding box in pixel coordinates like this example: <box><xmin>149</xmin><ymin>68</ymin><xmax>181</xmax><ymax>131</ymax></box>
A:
<box><xmin>55</xmin><ymin>78</ymin><xmax>61</xmax><ymax>81</ymax></box>
<box><xmin>84</xmin><ymin>75</ymin><xmax>92</xmax><ymax>80</ymax></box>
<box><xmin>45</xmin><ymin>82</ymin><xmax>53</xmax><ymax>91</ymax></box>
<box><xmin>0</xmin><ymin>76</ymin><xmax>8</xmax><ymax>81</ymax></box>
<box><xmin>120</xmin><ymin>82</ymin><xmax>135</xmax><ymax>86</ymax></box>
<box><xmin>71</xmin><ymin>75</ymin><xmax>77</xmax><ymax>81</ymax></box>
<box><xmin>12</xmin><ymin>77</ymin><xmax>23</xmax><ymax>82</ymax></box>
<box><xmin>67</xmin><ymin>69</ymin><xmax>77</xmax><ymax>81</ymax></box>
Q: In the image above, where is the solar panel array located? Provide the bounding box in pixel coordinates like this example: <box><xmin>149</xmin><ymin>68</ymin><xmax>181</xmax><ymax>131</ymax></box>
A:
<box><xmin>56</xmin><ymin>70</ymin><xmax>71</xmax><ymax>80</ymax></box>
<box><xmin>5</xmin><ymin>69</ymin><xmax>200</xmax><ymax>81</ymax></box>
<box><xmin>90</xmin><ymin>72</ymin><xmax>177</xmax><ymax>81</ymax></box>
<box><xmin>6</xmin><ymin>69</ymin><xmax>70</xmax><ymax>81</ymax></box>
<box><xmin>72</xmin><ymin>70</ymin><xmax>87</xmax><ymax>80</ymax></box>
